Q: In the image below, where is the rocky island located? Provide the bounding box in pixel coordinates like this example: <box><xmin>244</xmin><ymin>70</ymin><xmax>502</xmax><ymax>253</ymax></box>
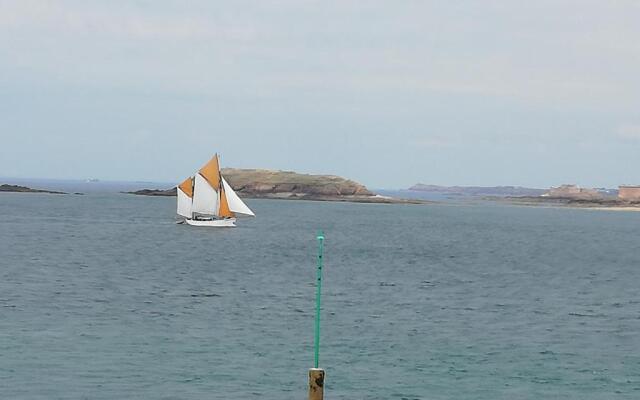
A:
<box><xmin>128</xmin><ymin>168</ymin><xmax>420</xmax><ymax>204</ymax></box>
<box><xmin>220</xmin><ymin>168</ymin><xmax>373</xmax><ymax>200</ymax></box>
<box><xmin>0</xmin><ymin>184</ymin><xmax>67</xmax><ymax>194</ymax></box>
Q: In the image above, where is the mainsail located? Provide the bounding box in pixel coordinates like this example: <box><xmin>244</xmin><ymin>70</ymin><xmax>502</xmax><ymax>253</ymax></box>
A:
<box><xmin>191</xmin><ymin>173</ymin><xmax>219</xmax><ymax>215</ymax></box>
<box><xmin>177</xmin><ymin>153</ymin><xmax>255</xmax><ymax>220</ymax></box>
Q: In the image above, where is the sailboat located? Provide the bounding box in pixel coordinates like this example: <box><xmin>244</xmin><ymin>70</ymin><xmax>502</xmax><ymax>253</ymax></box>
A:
<box><xmin>176</xmin><ymin>154</ymin><xmax>255</xmax><ymax>227</ymax></box>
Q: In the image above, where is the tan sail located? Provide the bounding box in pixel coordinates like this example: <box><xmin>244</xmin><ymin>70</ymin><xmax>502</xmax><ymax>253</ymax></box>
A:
<box><xmin>199</xmin><ymin>154</ymin><xmax>221</xmax><ymax>189</ymax></box>
<box><xmin>218</xmin><ymin>184</ymin><xmax>235</xmax><ymax>218</ymax></box>
<box><xmin>178</xmin><ymin>177</ymin><xmax>194</xmax><ymax>198</ymax></box>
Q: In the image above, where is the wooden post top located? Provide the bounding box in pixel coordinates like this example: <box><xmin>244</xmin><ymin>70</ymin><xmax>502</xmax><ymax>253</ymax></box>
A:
<box><xmin>308</xmin><ymin>368</ymin><xmax>325</xmax><ymax>400</ymax></box>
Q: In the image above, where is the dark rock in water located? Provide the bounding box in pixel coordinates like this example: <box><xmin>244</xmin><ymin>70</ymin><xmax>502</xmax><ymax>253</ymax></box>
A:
<box><xmin>0</xmin><ymin>184</ymin><xmax>67</xmax><ymax>194</ymax></box>
<box><xmin>126</xmin><ymin>187</ymin><xmax>177</xmax><ymax>196</ymax></box>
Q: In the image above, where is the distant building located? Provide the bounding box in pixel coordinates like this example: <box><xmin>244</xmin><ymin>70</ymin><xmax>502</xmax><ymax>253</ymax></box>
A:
<box><xmin>546</xmin><ymin>184</ymin><xmax>601</xmax><ymax>200</ymax></box>
<box><xmin>618</xmin><ymin>185</ymin><xmax>640</xmax><ymax>202</ymax></box>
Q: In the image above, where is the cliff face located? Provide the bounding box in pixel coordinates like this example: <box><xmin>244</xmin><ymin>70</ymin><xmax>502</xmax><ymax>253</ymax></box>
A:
<box><xmin>221</xmin><ymin>168</ymin><xmax>373</xmax><ymax>197</ymax></box>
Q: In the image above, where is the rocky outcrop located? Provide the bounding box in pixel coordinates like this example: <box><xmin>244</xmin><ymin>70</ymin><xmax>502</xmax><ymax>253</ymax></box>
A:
<box><xmin>0</xmin><ymin>184</ymin><xmax>67</xmax><ymax>194</ymax></box>
<box><xmin>220</xmin><ymin>168</ymin><xmax>373</xmax><ymax>198</ymax></box>
<box><xmin>127</xmin><ymin>188</ymin><xmax>177</xmax><ymax>196</ymax></box>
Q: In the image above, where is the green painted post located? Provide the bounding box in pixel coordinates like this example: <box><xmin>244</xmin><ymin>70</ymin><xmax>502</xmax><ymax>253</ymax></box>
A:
<box><xmin>314</xmin><ymin>231</ymin><xmax>324</xmax><ymax>369</ymax></box>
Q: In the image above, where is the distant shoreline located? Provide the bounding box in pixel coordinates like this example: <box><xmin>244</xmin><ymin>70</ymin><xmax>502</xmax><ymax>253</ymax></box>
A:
<box><xmin>489</xmin><ymin>196</ymin><xmax>640</xmax><ymax>211</ymax></box>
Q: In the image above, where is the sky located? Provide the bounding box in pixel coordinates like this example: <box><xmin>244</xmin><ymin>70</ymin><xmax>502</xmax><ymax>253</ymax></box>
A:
<box><xmin>0</xmin><ymin>1</ymin><xmax>639</xmax><ymax>189</ymax></box>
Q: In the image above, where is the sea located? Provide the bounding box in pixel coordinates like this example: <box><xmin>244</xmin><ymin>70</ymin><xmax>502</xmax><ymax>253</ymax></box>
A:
<box><xmin>1</xmin><ymin>185</ymin><xmax>639</xmax><ymax>399</ymax></box>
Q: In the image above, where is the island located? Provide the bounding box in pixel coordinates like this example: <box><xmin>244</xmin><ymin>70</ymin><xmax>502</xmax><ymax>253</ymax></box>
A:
<box><xmin>127</xmin><ymin>168</ymin><xmax>422</xmax><ymax>204</ymax></box>
<box><xmin>0</xmin><ymin>184</ymin><xmax>67</xmax><ymax>195</ymax></box>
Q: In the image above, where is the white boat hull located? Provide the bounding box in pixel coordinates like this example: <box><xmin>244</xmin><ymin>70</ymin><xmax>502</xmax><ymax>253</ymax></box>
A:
<box><xmin>184</xmin><ymin>218</ymin><xmax>236</xmax><ymax>227</ymax></box>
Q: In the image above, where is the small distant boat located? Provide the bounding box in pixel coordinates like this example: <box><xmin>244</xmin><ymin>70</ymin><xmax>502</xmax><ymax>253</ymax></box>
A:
<box><xmin>177</xmin><ymin>154</ymin><xmax>255</xmax><ymax>227</ymax></box>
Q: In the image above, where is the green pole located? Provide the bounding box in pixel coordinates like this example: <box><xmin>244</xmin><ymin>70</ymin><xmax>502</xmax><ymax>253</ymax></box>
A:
<box><xmin>314</xmin><ymin>231</ymin><xmax>324</xmax><ymax>369</ymax></box>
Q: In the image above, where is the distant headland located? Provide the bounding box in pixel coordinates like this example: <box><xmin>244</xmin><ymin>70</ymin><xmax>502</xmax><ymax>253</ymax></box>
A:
<box><xmin>408</xmin><ymin>182</ymin><xmax>640</xmax><ymax>210</ymax></box>
<box><xmin>408</xmin><ymin>184</ymin><xmax>546</xmax><ymax>197</ymax></box>
<box><xmin>499</xmin><ymin>184</ymin><xmax>640</xmax><ymax>210</ymax></box>
<box><xmin>128</xmin><ymin>168</ymin><xmax>422</xmax><ymax>204</ymax></box>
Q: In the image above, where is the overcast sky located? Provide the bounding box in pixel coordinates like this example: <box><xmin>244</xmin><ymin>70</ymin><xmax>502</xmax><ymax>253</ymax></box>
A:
<box><xmin>1</xmin><ymin>1</ymin><xmax>639</xmax><ymax>188</ymax></box>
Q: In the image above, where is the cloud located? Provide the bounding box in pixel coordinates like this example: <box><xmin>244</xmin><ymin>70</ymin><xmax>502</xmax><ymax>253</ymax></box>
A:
<box><xmin>0</xmin><ymin>1</ymin><xmax>257</xmax><ymax>41</ymax></box>
<box><xmin>1</xmin><ymin>1</ymin><xmax>640</xmax><ymax>187</ymax></box>
<box><xmin>1</xmin><ymin>0</ymin><xmax>639</xmax><ymax>109</ymax></box>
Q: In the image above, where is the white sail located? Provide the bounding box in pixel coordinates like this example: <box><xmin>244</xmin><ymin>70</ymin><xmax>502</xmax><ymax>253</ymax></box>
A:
<box><xmin>192</xmin><ymin>173</ymin><xmax>219</xmax><ymax>216</ymax></box>
<box><xmin>222</xmin><ymin>176</ymin><xmax>255</xmax><ymax>217</ymax></box>
<box><xmin>176</xmin><ymin>188</ymin><xmax>192</xmax><ymax>218</ymax></box>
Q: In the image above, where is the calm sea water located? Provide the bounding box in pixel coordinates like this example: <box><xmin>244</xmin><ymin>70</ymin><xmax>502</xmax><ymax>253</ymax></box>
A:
<box><xmin>1</xmin><ymin>193</ymin><xmax>639</xmax><ymax>399</ymax></box>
